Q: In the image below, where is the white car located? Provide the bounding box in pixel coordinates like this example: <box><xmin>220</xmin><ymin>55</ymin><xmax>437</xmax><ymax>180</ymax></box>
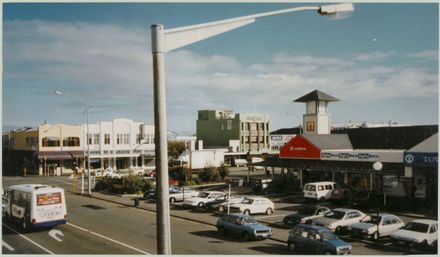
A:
<box><xmin>347</xmin><ymin>213</ymin><xmax>404</xmax><ymax>240</ymax></box>
<box><xmin>312</xmin><ymin>208</ymin><xmax>366</xmax><ymax>234</ymax></box>
<box><xmin>168</xmin><ymin>187</ymin><xmax>199</xmax><ymax>203</ymax></box>
<box><xmin>182</xmin><ymin>191</ymin><xmax>225</xmax><ymax>208</ymax></box>
<box><xmin>391</xmin><ymin>219</ymin><xmax>438</xmax><ymax>250</ymax></box>
<box><xmin>229</xmin><ymin>196</ymin><xmax>275</xmax><ymax>215</ymax></box>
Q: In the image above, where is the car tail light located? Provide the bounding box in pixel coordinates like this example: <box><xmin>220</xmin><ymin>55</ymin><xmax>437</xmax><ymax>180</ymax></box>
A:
<box><xmin>32</xmin><ymin>219</ymin><xmax>36</xmax><ymax>224</ymax></box>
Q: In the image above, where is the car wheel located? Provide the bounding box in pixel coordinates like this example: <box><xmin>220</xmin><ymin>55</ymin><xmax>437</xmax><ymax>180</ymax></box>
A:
<box><xmin>218</xmin><ymin>205</ymin><xmax>225</xmax><ymax>212</ymax></box>
<box><xmin>287</xmin><ymin>242</ymin><xmax>296</xmax><ymax>252</ymax></box>
<box><xmin>319</xmin><ymin>197</ymin><xmax>326</xmax><ymax>202</ymax></box>
<box><xmin>335</xmin><ymin>226</ymin><xmax>342</xmax><ymax>235</ymax></box>
<box><xmin>305</xmin><ymin>219</ymin><xmax>312</xmax><ymax>225</ymax></box>
<box><xmin>242</xmin><ymin>232</ymin><xmax>251</xmax><ymax>241</ymax></box>
<box><xmin>169</xmin><ymin>197</ymin><xmax>176</xmax><ymax>203</ymax></box>
<box><xmin>243</xmin><ymin>209</ymin><xmax>251</xmax><ymax>215</ymax></box>
<box><xmin>197</xmin><ymin>202</ymin><xmax>204</xmax><ymax>208</ymax></box>
<box><xmin>265</xmin><ymin>208</ymin><xmax>273</xmax><ymax>215</ymax></box>
<box><xmin>218</xmin><ymin>226</ymin><xmax>225</xmax><ymax>235</ymax></box>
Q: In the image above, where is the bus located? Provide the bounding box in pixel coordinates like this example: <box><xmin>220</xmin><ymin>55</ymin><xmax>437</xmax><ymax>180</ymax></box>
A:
<box><xmin>4</xmin><ymin>184</ymin><xmax>67</xmax><ymax>231</ymax></box>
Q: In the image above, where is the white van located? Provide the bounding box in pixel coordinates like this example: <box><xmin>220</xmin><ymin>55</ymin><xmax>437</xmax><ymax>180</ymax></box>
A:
<box><xmin>234</xmin><ymin>159</ymin><xmax>248</xmax><ymax>167</ymax></box>
<box><xmin>251</xmin><ymin>157</ymin><xmax>265</xmax><ymax>170</ymax></box>
<box><xmin>303</xmin><ymin>181</ymin><xmax>337</xmax><ymax>201</ymax></box>
<box><xmin>4</xmin><ymin>184</ymin><xmax>67</xmax><ymax>230</ymax></box>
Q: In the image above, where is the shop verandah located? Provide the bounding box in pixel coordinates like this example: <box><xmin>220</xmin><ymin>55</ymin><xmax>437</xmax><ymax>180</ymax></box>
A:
<box><xmin>257</xmin><ymin>157</ymin><xmax>432</xmax><ymax>212</ymax></box>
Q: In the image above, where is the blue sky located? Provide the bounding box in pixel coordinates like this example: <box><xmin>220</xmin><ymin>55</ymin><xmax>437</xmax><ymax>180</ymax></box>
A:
<box><xmin>3</xmin><ymin>2</ymin><xmax>438</xmax><ymax>135</ymax></box>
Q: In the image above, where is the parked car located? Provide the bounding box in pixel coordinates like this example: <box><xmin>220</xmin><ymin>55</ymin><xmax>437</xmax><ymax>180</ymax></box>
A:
<box><xmin>216</xmin><ymin>213</ymin><xmax>272</xmax><ymax>240</ymax></box>
<box><xmin>303</xmin><ymin>181</ymin><xmax>338</xmax><ymax>202</ymax></box>
<box><xmin>287</xmin><ymin>224</ymin><xmax>352</xmax><ymax>255</ymax></box>
<box><xmin>205</xmin><ymin>194</ymin><xmax>245</xmax><ymax>212</ymax></box>
<box><xmin>390</xmin><ymin>219</ymin><xmax>438</xmax><ymax>250</ymax></box>
<box><xmin>182</xmin><ymin>191</ymin><xmax>225</xmax><ymax>208</ymax></box>
<box><xmin>283</xmin><ymin>205</ymin><xmax>332</xmax><ymax>227</ymax></box>
<box><xmin>312</xmin><ymin>208</ymin><xmax>366</xmax><ymax>234</ymax></box>
<box><xmin>347</xmin><ymin>213</ymin><xmax>404</xmax><ymax>240</ymax></box>
<box><xmin>144</xmin><ymin>186</ymin><xmax>198</xmax><ymax>202</ymax></box>
<box><xmin>229</xmin><ymin>196</ymin><xmax>274</xmax><ymax>215</ymax></box>
<box><xmin>168</xmin><ymin>187</ymin><xmax>199</xmax><ymax>203</ymax></box>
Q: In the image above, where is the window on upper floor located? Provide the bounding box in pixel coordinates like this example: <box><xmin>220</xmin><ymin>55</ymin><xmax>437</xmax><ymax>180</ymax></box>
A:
<box><xmin>104</xmin><ymin>134</ymin><xmax>110</xmax><ymax>145</ymax></box>
<box><xmin>63</xmin><ymin>137</ymin><xmax>80</xmax><ymax>147</ymax></box>
<box><xmin>25</xmin><ymin>137</ymin><xmax>38</xmax><ymax>147</ymax></box>
<box><xmin>42</xmin><ymin>137</ymin><xmax>60</xmax><ymax>147</ymax></box>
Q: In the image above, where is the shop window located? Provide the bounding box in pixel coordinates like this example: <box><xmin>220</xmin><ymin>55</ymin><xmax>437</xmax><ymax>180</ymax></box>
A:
<box><xmin>42</xmin><ymin>137</ymin><xmax>60</xmax><ymax>147</ymax></box>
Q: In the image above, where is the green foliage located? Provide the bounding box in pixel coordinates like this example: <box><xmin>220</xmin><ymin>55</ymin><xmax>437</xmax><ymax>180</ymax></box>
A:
<box><xmin>169</xmin><ymin>166</ymin><xmax>192</xmax><ymax>182</ymax></box>
<box><xmin>168</xmin><ymin>141</ymin><xmax>187</xmax><ymax>159</ymax></box>
<box><xmin>198</xmin><ymin>166</ymin><xmax>220</xmax><ymax>182</ymax></box>
<box><xmin>218</xmin><ymin>164</ymin><xmax>230</xmax><ymax>180</ymax></box>
<box><xmin>94</xmin><ymin>175</ymin><xmax>154</xmax><ymax>195</ymax></box>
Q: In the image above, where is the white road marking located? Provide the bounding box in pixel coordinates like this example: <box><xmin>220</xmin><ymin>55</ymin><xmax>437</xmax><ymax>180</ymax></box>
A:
<box><xmin>67</xmin><ymin>222</ymin><xmax>151</xmax><ymax>255</ymax></box>
<box><xmin>48</xmin><ymin>229</ymin><xmax>64</xmax><ymax>242</ymax></box>
<box><xmin>2</xmin><ymin>223</ymin><xmax>55</xmax><ymax>254</ymax></box>
<box><xmin>2</xmin><ymin>240</ymin><xmax>15</xmax><ymax>251</ymax></box>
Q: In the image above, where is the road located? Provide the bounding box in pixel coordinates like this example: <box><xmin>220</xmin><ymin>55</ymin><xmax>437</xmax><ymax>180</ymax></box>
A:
<box><xmin>1</xmin><ymin>175</ymin><xmax>433</xmax><ymax>255</ymax></box>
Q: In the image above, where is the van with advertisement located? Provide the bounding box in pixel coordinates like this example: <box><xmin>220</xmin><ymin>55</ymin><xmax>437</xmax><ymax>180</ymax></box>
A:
<box><xmin>3</xmin><ymin>184</ymin><xmax>67</xmax><ymax>231</ymax></box>
<box><xmin>303</xmin><ymin>181</ymin><xmax>338</xmax><ymax>202</ymax></box>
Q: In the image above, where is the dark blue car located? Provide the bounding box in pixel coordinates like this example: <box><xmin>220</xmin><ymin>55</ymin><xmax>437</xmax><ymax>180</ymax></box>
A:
<box><xmin>287</xmin><ymin>224</ymin><xmax>352</xmax><ymax>255</ymax></box>
<box><xmin>216</xmin><ymin>213</ymin><xmax>272</xmax><ymax>241</ymax></box>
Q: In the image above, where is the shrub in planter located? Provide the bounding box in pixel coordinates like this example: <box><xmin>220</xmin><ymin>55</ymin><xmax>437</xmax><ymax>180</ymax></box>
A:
<box><xmin>122</xmin><ymin>175</ymin><xmax>144</xmax><ymax>194</ymax></box>
<box><xmin>198</xmin><ymin>166</ymin><xmax>220</xmax><ymax>182</ymax></box>
<box><xmin>218</xmin><ymin>164</ymin><xmax>229</xmax><ymax>180</ymax></box>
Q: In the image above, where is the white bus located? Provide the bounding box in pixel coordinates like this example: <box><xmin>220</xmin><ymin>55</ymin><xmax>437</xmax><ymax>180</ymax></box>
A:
<box><xmin>4</xmin><ymin>184</ymin><xmax>67</xmax><ymax>230</ymax></box>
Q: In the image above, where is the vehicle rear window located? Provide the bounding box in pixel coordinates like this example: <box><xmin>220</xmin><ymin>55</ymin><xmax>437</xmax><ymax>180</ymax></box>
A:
<box><xmin>37</xmin><ymin>192</ymin><xmax>62</xmax><ymax>206</ymax></box>
<box><xmin>403</xmin><ymin>222</ymin><xmax>430</xmax><ymax>233</ymax></box>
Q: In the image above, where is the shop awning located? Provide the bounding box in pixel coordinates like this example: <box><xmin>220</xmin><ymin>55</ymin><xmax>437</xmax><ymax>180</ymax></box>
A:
<box><xmin>38</xmin><ymin>151</ymin><xmax>84</xmax><ymax>160</ymax></box>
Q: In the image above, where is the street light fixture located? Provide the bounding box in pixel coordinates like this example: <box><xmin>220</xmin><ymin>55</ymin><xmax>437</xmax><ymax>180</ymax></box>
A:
<box><xmin>150</xmin><ymin>3</ymin><xmax>354</xmax><ymax>254</ymax></box>
<box><xmin>54</xmin><ymin>90</ymin><xmax>93</xmax><ymax>196</ymax></box>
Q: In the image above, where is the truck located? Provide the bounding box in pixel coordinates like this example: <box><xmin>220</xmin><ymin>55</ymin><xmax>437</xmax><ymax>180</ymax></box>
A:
<box><xmin>176</xmin><ymin>149</ymin><xmax>225</xmax><ymax>170</ymax></box>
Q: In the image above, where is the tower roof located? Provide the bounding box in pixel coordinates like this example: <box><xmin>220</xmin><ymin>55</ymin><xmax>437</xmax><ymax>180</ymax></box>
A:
<box><xmin>294</xmin><ymin>90</ymin><xmax>339</xmax><ymax>103</ymax></box>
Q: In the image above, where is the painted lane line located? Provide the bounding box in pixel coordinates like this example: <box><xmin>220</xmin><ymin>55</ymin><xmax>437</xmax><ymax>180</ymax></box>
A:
<box><xmin>2</xmin><ymin>224</ymin><xmax>55</xmax><ymax>255</ymax></box>
<box><xmin>2</xmin><ymin>240</ymin><xmax>15</xmax><ymax>251</ymax></box>
<box><xmin>67</xmin><ymin>222</ymin><xmax>151</xmax><ymax>255</ymax></box>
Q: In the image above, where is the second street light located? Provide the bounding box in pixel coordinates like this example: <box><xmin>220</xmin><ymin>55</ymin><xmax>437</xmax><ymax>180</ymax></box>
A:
<box><xmin>150</xmin><ymin>3</ymin><xmax>354</xmax><ymax>254</ymax></box>
<box><xmin>55</xmin><ymin>90</ymin><xmax>93</xmax><ymax>196</ymax></box>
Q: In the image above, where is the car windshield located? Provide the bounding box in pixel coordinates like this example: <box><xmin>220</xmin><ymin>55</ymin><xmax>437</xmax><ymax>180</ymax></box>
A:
<box><xmin>197</xmin><ymin>192</ymin><xmax>209</xmax><ymax>198</ymax></box>
<box><xmin>298</xmin><ymin>207</ymin><xmax>315</xmax><ymax>215</ymax></box>
<box><xmin>320</xmin><ymin>230</ymin><xmax>338</xmax><ymax>241</ymax></box>
<box><xmin>403</xmin><ymin>222</ymin><xmax>430</xmax><ymax>233</ymax></box>
<box><xmin>241</xmin><ymin>198</ymin><xmax>254</xmax><ymax>204</ymax></box>
<box><xmin>361</xmin><ymin>215</ymin><xmax>381</xmax><ymax>224</ymax></box>
<box><xmin>324</xmin><ymin>210</ymin><xmax>345</xmax><ymax>219</ymax></box>
<box><xmin>242</xmin><ymin>217</ymin><xmax>258</xmax><ymax>224</ymax></box>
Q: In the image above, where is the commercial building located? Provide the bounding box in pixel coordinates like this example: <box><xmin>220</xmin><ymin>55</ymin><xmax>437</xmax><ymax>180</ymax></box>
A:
<box><xmin>5</xmin><ymin>119</ymin><xmax>155</xmax><ymax>176</ymax></box>
<box><xmin>196</xmin><ymin>110</ymin><xmax>271</xmax><ymax>154</ymax></box>
<box><xmin>262</xmin><ymin>89</ymin><xmax>437</xmax><ymax>210</ymax></box>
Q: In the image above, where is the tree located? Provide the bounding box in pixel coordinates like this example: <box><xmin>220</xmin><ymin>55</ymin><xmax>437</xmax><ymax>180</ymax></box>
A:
<box><xmin>168</xmin><ymin>141</ymin><xmax>187</xmax><ymax>159</ymax></box>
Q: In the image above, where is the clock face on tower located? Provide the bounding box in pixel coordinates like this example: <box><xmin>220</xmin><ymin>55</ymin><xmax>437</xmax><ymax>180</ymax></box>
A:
<box><xmin>306</xmin><ymin>121</ymin><xmax>315</xmax><ymax>132</ymax></box>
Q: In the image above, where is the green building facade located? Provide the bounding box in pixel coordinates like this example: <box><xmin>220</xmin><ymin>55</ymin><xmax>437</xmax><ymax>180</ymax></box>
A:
<box><xmin>196</xmin><ymin>110</ymin><xmax>270</xmax><ymax>153</ymax></box>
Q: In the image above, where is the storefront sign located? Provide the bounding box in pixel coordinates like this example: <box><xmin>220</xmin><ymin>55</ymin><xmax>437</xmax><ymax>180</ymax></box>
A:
<box><xmin>321</xmin><ymin>150</ymin><xmax>402</xmax><ymax>162</ymax></box>
<box><xmin>404</xmin><ymin>152</ymin><xmax>438</xmax><ymax>167</ymax></box>
<box><xmin>270</xmin><ymin>135</ymin><xmax>295</xmax><ymax>150</ymax></box>
<box><xmin>280</xmin><ymin>135</ymin><xmax>320</xmax><ymax>159</ymax></box>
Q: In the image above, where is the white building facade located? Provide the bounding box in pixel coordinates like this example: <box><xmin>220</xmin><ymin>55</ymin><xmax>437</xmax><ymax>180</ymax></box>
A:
<box><xmin>86</xmin><ymin>119</ymin><xmax>155</xmax><ymax>171</ymax></box>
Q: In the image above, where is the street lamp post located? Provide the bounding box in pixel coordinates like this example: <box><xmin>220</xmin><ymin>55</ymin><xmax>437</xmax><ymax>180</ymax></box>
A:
<box><xmin>150</xmin><ymin>3</ymin><xmax>354</xmax><ymax>254</ymax></box>
<box><xmin>55</xmin><ymin>90</ymin><xmax>93</xmax><ymax>196</ymax></box>
<box><xmin>373</xmin><ymin>161</ymin><xmax>383</xmax><ymax>243</ymax></box>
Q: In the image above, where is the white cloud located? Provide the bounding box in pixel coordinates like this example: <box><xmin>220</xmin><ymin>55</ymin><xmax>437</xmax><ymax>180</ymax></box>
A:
<box><xmin>354</xmin><ymin>51</ymin><xmax>396</xmax><ymax>62</ymax></box>
<box><xmin>4</xmin><ymin>20</ymin><xmax>438</xmax><ymax>132</ymax></box>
